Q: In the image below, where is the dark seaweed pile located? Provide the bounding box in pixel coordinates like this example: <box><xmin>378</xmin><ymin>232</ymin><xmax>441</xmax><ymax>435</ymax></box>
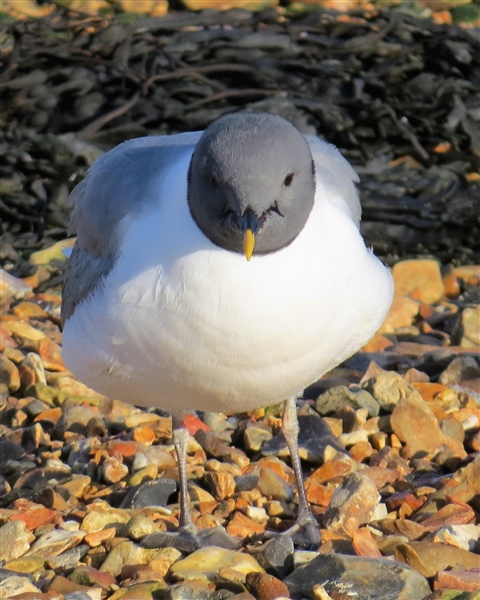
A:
<box><xmin>1</xmin><ymin>6</ymin><xmax>479</xmax><ymax>266</ymax></box>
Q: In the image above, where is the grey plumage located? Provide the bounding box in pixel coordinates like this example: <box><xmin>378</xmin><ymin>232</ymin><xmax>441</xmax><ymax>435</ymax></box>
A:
<box><xmin>62</xmin><ymin>113</ymin><xmax>361</xmax><ymax>326</ymax></box>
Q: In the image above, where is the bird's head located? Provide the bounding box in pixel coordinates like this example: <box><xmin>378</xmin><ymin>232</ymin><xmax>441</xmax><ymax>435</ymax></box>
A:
<box><xmin>187</xmin><ymin>112</ymin><xmax>315</xmax><ymax>261</ymax></box>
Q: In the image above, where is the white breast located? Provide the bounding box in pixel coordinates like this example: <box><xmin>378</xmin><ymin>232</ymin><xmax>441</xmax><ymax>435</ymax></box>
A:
<box><xmin>62</xmin><ymin>153</ymin><xmax>393</xmax><ymax>414</ymax></box>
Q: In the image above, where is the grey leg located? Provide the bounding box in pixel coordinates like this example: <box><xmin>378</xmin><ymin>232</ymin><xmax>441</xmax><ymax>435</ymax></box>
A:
<box><xmin>150</xmin><ymin>416</ymin><xmax>240</xmax><ymax>551</ymax></box>
<box><xmin>282</xmin><ymin>396</ymin><xmax>321</xmax><ymax>546</ymax></box>
<box><xmin>172</xmin><ymin>425</ymin><xmax>195</xmax><ymax>533</ymax></box>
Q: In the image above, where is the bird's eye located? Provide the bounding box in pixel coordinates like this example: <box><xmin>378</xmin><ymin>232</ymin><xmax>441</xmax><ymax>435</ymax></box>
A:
<box><xmin>209</xmin><ymin>174</ymin><xmax>219</xmax><ymax>187</ymax></box>
<box><xmin>283</xmin><ymin>173</ymin><xmax>294</xmax><ymax>187</ymax></box>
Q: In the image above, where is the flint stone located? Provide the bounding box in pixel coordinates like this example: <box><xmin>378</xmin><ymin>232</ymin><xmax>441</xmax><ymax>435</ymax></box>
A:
<box><xmin>255</xmin><ymin>534</ymin><xmax>294</xmax><ymax>578</ymax></box>
<box><xmin>26</xmin><ymin>529</ymin><xmax>86</xmax><ymax>558</ymax></box>
<box><xmin>284</xmin><ymin>553</ymin><xmax>430</xmax><ymax>600</ymax></box>
<box><xmin>121</xmin><ymin>478</ymin><xmax>177</xmax><ymax>509</ymax></box>
<box><xmin>261</xmin><ymin>413</ymin><xmax>345</xmax><ymax>463</ymax></box>
<box><xmin>439</xmin><ymin>356</ymin><xmax>480</xmax><ymax>386</ymax></box>
<box><xmin>315</xmin><ymin>385</ymin><xmax>380</xmax><ymax>417</ymax></box>
<box><xmin>0</xmin><ymin>574</ymin><xmax>40</xmax><ymax>598</ymax></box>
<box><xmin>363</xmin><ymin>371</ymin><xmax>418</xmax><ymax>410</ymax></box>
<box><xmin>0</xmin><ymin>520</ymin><xmax>34</xmax><ymax>561</ymax></box>
<box><xmin>323</xmin><ymin>472</ymin><xmax>380</xmax><ymax>537</ymax></box>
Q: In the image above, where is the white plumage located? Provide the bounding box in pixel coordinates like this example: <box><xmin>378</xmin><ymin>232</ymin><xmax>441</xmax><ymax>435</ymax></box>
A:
<box><xmin>61</xmin><ymin>113</ymin><xmax>393</xmax><ymax>547</ymax></box>
<box><xmin>62</xmin><ymin>134</ymin><xmax>392</xmax><ymax>413</ymax></box>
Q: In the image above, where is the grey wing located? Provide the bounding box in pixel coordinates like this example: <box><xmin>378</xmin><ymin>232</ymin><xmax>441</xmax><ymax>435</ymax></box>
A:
<box><xmin>306</xmin><ymin>135</ymin><xmax>361</xmax><ymax>228</ymax></box>
<box><xmin>61</xmin><ymin>131</ymin><xmax>202</xmax><ymax>326</ymax></box>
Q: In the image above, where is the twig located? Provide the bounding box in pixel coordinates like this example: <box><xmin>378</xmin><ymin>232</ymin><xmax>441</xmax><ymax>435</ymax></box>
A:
<box><xmin>80</xmin><ymin>92</ymin><xmax>140</xmax><ymax>138</ymax></box>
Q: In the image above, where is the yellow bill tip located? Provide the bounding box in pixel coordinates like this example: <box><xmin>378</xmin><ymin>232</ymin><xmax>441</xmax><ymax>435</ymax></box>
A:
<box><xmin>244</xmin><ymin>229</ymin><xmax>255</xmax><ymax>261</ymax></box>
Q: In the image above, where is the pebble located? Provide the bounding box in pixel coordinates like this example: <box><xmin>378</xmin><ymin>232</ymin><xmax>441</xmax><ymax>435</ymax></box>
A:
<box><xmin>460</xmin><ymin>306</ymin><xmax>480</xmax><ymax>348</ymax></box>
<box><xmin>439</xmin><ymin>355</ymin><xmax>480</xmax><ymax>385</ymax></box>
<box><xmin>428</xmin><ymin>524</ymin><xmax>480</xmax><ymax>551</ymax></box>
<box><xmin>29</xmin><ymin>238</ymin><xmax>73</xmax><ymax>264</ymax></box>
<box><xmin>101</xmin><ymin>456</ymin><xmax>129</xmax><ymax>484</ymax></box>
<box><xmin>226</xmin><ymin>511</ymin><xmax>266</xmax><ymax>539</ymax></box>
<box><xmin>380</xmin><ymin>294</ymin><xmax>421</xmax><ymax>331</ymax></box>
<box><xmin>84</xmin><ymin>527</ymin><xmax>116</xmax><ymax>548</ymax></box>
<box><xmin>125</xmin><ymin>514</ymin><xmax>160</xmax><ymax>540</ymax></box>
<box><xmin>149</xmin><ymin>546</ymin><xmax>183</xmax><ymax>578</ymax></box>
<box><xmin>108</xmin><ymin>581</ymin><xmax>166</xmax><ymax>599</ymax></box>
<box><xmin>169</xmin><ymin>547</ymin><xmax>264</xmax><ymax>583</ymax></box>
<box><xmin>127</xmin><ymin>464</ymin><xmax>158</xmax><ymax>486</ymax></box>
<box><xmin>390</xmin><ymin>390</ymin><xmax>467</xmax><ymax>459</ymax></box>
<box><xmin>284</xmin><ymin>553</ymin><xmax>430</xmax><ymax>599</ymax></box>
<box><xmin>262</xmin><ymin>413</ymin><xmax>345</xmax><ymax>463</ymax></box>
<box><xmin>392</xmin><ymin>259</ymin><xmax>445</xmax><ymax>304</ymax></box>
<box><xmin>323</xmin><ymin>472</ymin><xmax>380</xmax><ymax>537</ymax></box>
<box><xmin>10</xmin><ymin>505</ymin><xmax>57</xmax><ymax>530</ymax></box>
<box><xmin>245</xmin><ymin>571</ymin><xmax>290</xmax><ymax>600</ymax></box>
<box><xmin>0</xmin><ymin>270</ymin><xmax>32</xmax><ymax>304</ymax></box>
<box><xmin>46</xmin><ymin>543</ymin><xmax>89</xmax><ymax>569</ymax></box>
<box><xmin>243</xmin><ymin>424</ymin><xmax>273</xmax><ymax>452</ymax></box>
<box><xmin>258</xmin><ymin>467</ymin><xmax>294</xmax><ymax>503</ymax></box>
<box><xmin>0</xmin><ymin>575</ymin><xmax>41</xmax><ymax>598</ymax></box>
<box><xmin>3</xmin><ymin>555</ymin><xmax>45</xmax><ymax>573</ymax></box>
<box><xmin>434</xmin><ymin>569</ymin><xmax>480</xmax><ymax>593</ymax></box>
<box><xmin>0</xmin><ymin>354</ymin><xmax>21</xmax><ymax>392</ymax></box>
<box><xmin>2</xmin><ymin>221</ymin><xmax>480</xmax><ymax>598</ymax></box>
<box><xmin>99</xmin><ymin>540</ymin><xmax>156</xmax><ymax>577</ymax></box>
<box><xmin>255</xmin><ymin>535</ymin><xmax>294</xmax><ymax>578</ymax></box>
<box><xmin>204</xmin><ymin>470</ymin><xmax>236</xmax><ymax>500</ymax></box>
<box><xmin>38</xmin><ymin>337</ymin><xmax>66</xmax><ymax>371</ymax></box>
<box><xmin>352</xmin><ymin>527</ymin><xmax>382</xmax><ymax>558</ymax></box>
<box><xmin>26</xmin><ymin>529</ymin><xmax>86</xmax><ymax>558</ymax></box>
<box><xmin>120</xmin><ymin>478</ymin><xmax>177</xmax><ymax>509</ymax></box>
<box><xmin>54</xmin><ymin>405</ymin><xmax>107</xmax><ymax>439</ymax></box>
<box><xmin>132</xmin><ymin>445</ymin><xmax>177</xmax><ymax>471</ymax></box>
<box><xmin>2</xmin><ymin>319</ymin><xmax>46</xmax><ymax>349</ymax></box>
<box><xmin>363</xmin><ymin>371</ymin><xmax>417</xmax><ymax>410</ymax></box>
<box><xmin>315</xmin><ymin>385</ymin><xmax>380</xmax><ymax>417</ymax></box>
<box><xmin>394</xmin><ymin>541</ymin><xmax>480</xmax><ymax>578</ymax></box>
<box><xmin>81</xmin><ymin>502</ymin><xmax>131</xmax><ymax>533</ymax></box>
<box><xmin>0</xmin><ymin>520</ymin><xmax>35</xmax><ymax>561</ymax></box>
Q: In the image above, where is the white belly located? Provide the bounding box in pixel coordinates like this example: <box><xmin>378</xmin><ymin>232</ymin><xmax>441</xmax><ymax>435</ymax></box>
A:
<box><xmin>62</xmin><ymin>171</ymin><xmax>393</xmax><ymax>414</ymax></box>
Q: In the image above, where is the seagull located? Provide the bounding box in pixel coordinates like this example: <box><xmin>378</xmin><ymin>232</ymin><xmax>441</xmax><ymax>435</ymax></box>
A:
<box><xmin>61</xmin><ymin>112</ymin><xmax>393</xmax><ymax>548</ymax></box>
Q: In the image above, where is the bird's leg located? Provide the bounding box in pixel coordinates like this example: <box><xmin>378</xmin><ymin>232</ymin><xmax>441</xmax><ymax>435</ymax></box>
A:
<box><xmin>172</xmin><ymin>421</ymin><xmax>196</xmax><ymax>533</ymax></box>
<box><xmin>281</xmin><ymin>396</ymin><xmax>321</xmax><ymax>547</ymax></box>
<box><xmin>140</xmin><ymin>415</ymin><xmax>241</xmax><ymax>551</ymax></box>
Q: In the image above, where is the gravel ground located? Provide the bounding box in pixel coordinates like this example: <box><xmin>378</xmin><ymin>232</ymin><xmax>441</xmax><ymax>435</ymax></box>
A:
<box><xmin>0</xmin><ymin>4</ymin><xmax>479</xmax><ymax>600</ymax></box>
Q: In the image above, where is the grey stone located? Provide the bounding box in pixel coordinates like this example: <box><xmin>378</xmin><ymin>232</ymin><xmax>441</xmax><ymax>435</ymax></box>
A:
<box><xmin>54</xmin><ymin>405</ymin><xmax>107</xmax><ymax>438</ymax></box>
<box><xmin>363</xmin><ymin>371</ymin><xmax>420</xmax><ymax>410</ymax></box>
<box><xmin>46</xmin><ymin>544</ymin><xmax>90</xmax><ymax>569</ymax></box>
<box><xmin>284</xmin><ymin>553</ymin><xmax>430</xmax><ymax>600</ymax></box>
<box><xmin>120</xmin><ymin>478</ymin><xmax>177</xmax><ymax>509</ymax></box>
<box><xmin>64</xmin><ymin>592</ymin><xmax>95</xmax><ymax>600</ymax></box>
<box><xmin>255</xmin><ymin>534</ymin><xmax>294</xmax><ymax>578</ymax></box>
<box><xmin>26</xmin><ymin>529</ymin><xmax>86</xmax><ymax>558</ymax></box>
<box><xmin>315</xmin><ymin>385</ymin><xmax>380</xmax><ymax>417</ymax></box>
<box><xmin>0</xmin><ymin>439</ymin><xmax>25</xmax><ymax>463</ymax></box>
<box><xmin>439</xmin><ymin>355</ymin><xmax>480</xmax><ymax>386</ymax></box>
<box><xmin>243</xmin><ymin>424</ymin><xmax>273</xmax><ymax>452</ymax></box>
<box><xmin>262</xmin><ymin>413</ymin><xmax>345</xmax><ymax>463</ymax></box>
